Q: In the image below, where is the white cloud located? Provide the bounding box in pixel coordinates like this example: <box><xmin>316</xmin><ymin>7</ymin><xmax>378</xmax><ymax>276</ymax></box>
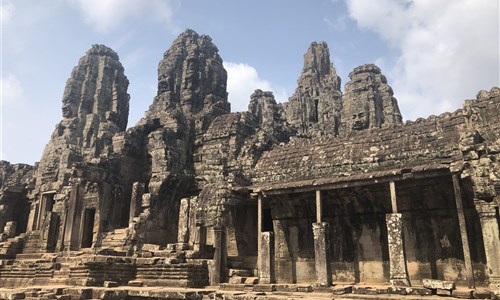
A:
<box><xmin>1</xmin><ymin>74</ymin><xmax>24</xmax><ymax>107</ymax></box>
<box><xmin>71</xmin><ymin>0</ymin><xmax>175</xmax><ymax>33</ymax></box>
<box><xmin>0</xmin><ymin>0</ymin><xmax>14</xmax><ymax>24</ymax></box>
<box><xmin>224</xmin><ymin>62</ymin><xmax>288</xmax><ymax>112</ymax></box>
<box><xmin>346</xmin><ymin>0</ymin><xmax>500</xmax><ymax>120</ymax></box>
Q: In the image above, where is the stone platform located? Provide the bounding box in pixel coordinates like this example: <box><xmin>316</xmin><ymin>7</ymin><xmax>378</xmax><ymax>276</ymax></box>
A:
<box><xmin>0</xmin><ymin>284</ymin><xmax>498</xmax><ymax>300</ymax></box>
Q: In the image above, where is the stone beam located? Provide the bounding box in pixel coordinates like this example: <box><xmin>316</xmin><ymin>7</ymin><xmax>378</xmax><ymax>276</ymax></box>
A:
<box><xmin>259</xmin><ymin>169</ymin><xmax>451</xmax><ymax>196</ymax></box>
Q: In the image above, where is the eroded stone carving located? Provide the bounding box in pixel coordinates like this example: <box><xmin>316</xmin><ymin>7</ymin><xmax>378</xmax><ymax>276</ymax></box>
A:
<box><xmin>341</xmin><ymin>64</ymin><xmax>402</xmax><ymax>133</ymax></box>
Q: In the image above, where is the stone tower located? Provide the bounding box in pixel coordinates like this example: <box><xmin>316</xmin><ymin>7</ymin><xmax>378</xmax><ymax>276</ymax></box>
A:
<box><xmin>139</xmin><ymin>29</ymin><xmax>230</xmax><ymax>133</ymax></box>
<box><xmin>33</xmin><ymin>45</ymin><xmax>130</xmax><ymax>193</ymax></box>
<box><xmin>285</xmin><ymin>41</ymin><xmax>342</xmax><ymax>136</ymax></box>
<box><xmin>341</xmin><ymin>64</ymin><xmax>402</xmax><ymax>133</ymax></box>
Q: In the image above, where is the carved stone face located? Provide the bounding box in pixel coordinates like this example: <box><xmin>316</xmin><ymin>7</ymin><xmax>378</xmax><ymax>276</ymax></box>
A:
<box><xmin>62</xmin><ymin>101</ymin><xmax>77</xmax><ymax>118</ymax></box>
<box><xmin>352</xmin><ymin>110</ymin><xmax>369</xmax><ymax>130</ymax></box>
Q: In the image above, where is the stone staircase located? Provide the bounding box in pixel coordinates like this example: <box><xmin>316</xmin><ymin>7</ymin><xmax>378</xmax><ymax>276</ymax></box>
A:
<box><xmin>227</xmin><ymin>268</ymin><xmax>258</xmax><ymax>285</ymax></box>
<box><xmin>226</xmin><ymin>256</ymin><xmax>258</xmax><ymax>285</ymax></box>
<box><xmin>132</xmin><ymin>242</ymin><xmax>210</xmax><ymax>288</ymax></box>
<box><xmin>0</xmin><ymin>253</ymin><xmax>59</xmax><ymax>288</ymax></box>
<box><xmin>68</xmin><ymin>255</ymin><xmax>136</xmax><ymax>286</ymax></box>
<box><xmin>96</xmin><ymin>228</ymin><xmax>129</xmax><ymax>255</ymax></box>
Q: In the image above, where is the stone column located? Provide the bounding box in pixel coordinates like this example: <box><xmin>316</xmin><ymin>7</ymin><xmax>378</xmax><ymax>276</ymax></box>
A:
<box><xmin>257</xmin><ymin>193</ymin><xmax>263</xmax><ymax>272</ymax></box>
<box><xmin>211</xmin><ymin>226</ymin><xmax>226</xmax><ymax>285</ymax></box>
<box><xmin>63</xmin><ymin>185</ymin><xmax>80</xmax><ymax>251</ymax></box>
<box><xmin>386</xmin><ymin>181</ymin><xmax>410</xmax><ymax>286</ymax></box>
<box><xmin>193</xmin><ymin>226</ymin><xmax>207</xmax><ymax>255</ymax></box>
<box><xmin>452</xmin><ymin>174</ymin><xmax>475</xmax><ymax>288</ymax></box>
<box><xmin>260</xmin><ymin>231</ymin><xmax>275</xmax><ymax>284</ymax></box>
<box><xmin>316</xmin><ymin>190</ymin><xmax>322</xmax><ymax>223</ymax></box>
<box><xmin>27</xmin><ymin>203</ymin><xmax>38</xmax><ymax>232</ymax></box>
<box><xmin>128</xmin><ymin>182</ymin><xmax>144</xmax><ymax>225</ymax></box>
<box><xmin>313</xmin><ymin>222</ymin><xmax>332</xmax><ymax>286</ymax></box>
<box><xmin>177</xmin><ymin>198</ymin><xmax>190</xmax><ymax>244</ymax></box>
<box><xmin>476</xmin><ymin>203</ymin><xmax>500</xmax><ymax>289</ymax></box>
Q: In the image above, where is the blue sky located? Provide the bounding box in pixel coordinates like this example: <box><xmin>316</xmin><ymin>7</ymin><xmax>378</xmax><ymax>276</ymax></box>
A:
<box><xmin>1</xmin><ymin>0</ymin><xmax>499</xmax><ymax>164</ymax></box>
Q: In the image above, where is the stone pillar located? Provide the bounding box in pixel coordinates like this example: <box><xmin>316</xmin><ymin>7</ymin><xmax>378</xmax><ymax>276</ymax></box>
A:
<box><xmin>211</xmin><ymin>226</ymin><xmax>226</xmax><ymax>285</ymax></box>
<box><xmin>177</xmin><ymin>198</ymin><xmax>190</xmax><ymax>244</ymax></box>
<box><xmin>193</xmin><ymin>226</ymin><xmax>207</xmax><ymax>255</ymax></box>
<box><xmin>63</xmin><ymin>185</ymin><xmax>80</xmax><ymax>251</ymax></box>
<box><xmin>452</xmin><ymin>174</ymin><xmax>475</xmax><ymax>288</ymax></box>
<box><xmin>27</xmin><ymin>202</ymin><xmax>37</xmax><ymax>232</ymax></box>
<box><xmin>316</xmin><ymin>190</ymin><xmax>322</xmax><ymax>223</ymax></box>
<box><xmin>386</xmin><ymin>181</ymin><xmax>410</xmax><ymax>286</ymax></box>
<box><xmin>259</xmin><ymin>231</ymin><xmax>275</xmax><ymax>284</ymax></box>
<box><xmin>128</xmin><ymin>182</ymin><xmax>144</xmax><ymax>225</ymax></box>
<box><xmin>386</xmin><ymin>213</ymin><xmax>410</xmax><ymax>286</ymax></box>
<box><xmin>257</xmin><ymin>193</ymin><xmax>263</xmax><ymax>271</ymax></box>
<box><xmin>476</xmin><ymin>203</ymin><xmax>500</xmax><ymax>289</ymax></box>
<box><xmin>313</xmin><ymin>222</ymin><xmax>332</xmax><ymax>286</ymax></box>
<box><xmin>390</xmin><ymin>180</ymin><xmax>398</xmax><ymax>213</ymax></box>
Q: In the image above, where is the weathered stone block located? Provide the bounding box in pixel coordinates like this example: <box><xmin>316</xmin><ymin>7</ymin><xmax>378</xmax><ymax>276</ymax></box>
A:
<box><xmin>103</xmin><ymin>280</ymin><xmax>119</xmax><ymax>288</ymax></box>
<box><xmin>452</xmin><ymin>289</ymin><xmax>474</xmax><ymax>299</ymax></box>
<box><xmin>3</xmin><ymin>221</ymin><xmax>16</xmax><ymax>238</ymax></box>
<box><xmin>296</xmin><ymin>285</ymin><xmax>313</xmax><ymax>292</ymax></box>
<box><xmin>473</xmin><ymin>288</ymin><xmax>492</xmax><ymax>299</ymax></box>
<box><xmin>423</xmin><ymin>278</ymin><xmax>456</xmax><ymax>290</ymax></box>
<box><xmin>437</xmin><ymin>288</ymin><xmax>452</xmax><ymax>296</ymax></box>
<box><xmin>128</xmin><ymin>280</ymin><xmax>143</xmax><ymax>287</ymax></box>
<box><xmin>253</xmin><ymin>284</ymin><xmax>276</xmax><ymax>292</ymax></box>
<box><xmin>331</xmin><ymin>285</ymin><xmax>353</xmax><ymax>295</ymax></box>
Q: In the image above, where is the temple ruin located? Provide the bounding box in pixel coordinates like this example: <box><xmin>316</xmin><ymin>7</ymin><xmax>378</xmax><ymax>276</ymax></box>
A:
<box><xmin>0</xmin><ymin>29</ymin><xmax>499</xmax><ymax>299</ymax></box>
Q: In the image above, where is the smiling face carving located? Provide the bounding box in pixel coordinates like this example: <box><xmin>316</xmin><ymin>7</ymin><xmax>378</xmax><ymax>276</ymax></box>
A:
<box><xmin>351</xmin><ymin>108</ymin><xmax>369</xmax><ymax>131</ymax></box>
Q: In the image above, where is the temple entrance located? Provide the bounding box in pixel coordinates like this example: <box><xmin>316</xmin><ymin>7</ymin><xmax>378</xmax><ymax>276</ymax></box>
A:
<box><xmin>81</xmin><ymin>208</ymin><xmax>95</xmax><ymax>248</ymax></box>
<box><xmin>35</xmin><ymin>192</ymin><xmax>56</xmax><ymax>230</ymax></box>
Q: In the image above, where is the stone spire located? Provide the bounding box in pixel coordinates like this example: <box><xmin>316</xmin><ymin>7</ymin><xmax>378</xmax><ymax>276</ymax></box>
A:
<box><xmin>341</xmin><ymin>64</ymin><xmax>402</xmax><ymax>133</ymax></box>
<box><xmin>139</xmin><ymin>29</ymin><xmax>230</xmax><ymax>134</ymax></box>
<box><xmin>284</xmin><ymin>41</ymin><xmax>342</xmax><ymax>136</ymax></box>
<box><xmin>34</xmin><ymin>44</ymin><xmax>130</xmax><ymax>192</ymax></box>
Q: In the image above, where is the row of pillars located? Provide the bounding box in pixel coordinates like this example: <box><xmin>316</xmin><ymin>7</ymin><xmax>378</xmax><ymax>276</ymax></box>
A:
<box><xmin>256</xmin><ymin>174</ymin><xmax>476</xmax><ymax>288</ymax></box>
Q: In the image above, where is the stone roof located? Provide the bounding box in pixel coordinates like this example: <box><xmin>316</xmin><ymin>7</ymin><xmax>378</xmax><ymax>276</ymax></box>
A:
<box><xmin>253</xmin><ymin>109</ymin><xmax>465</xmax><ymax>191</ymax></box>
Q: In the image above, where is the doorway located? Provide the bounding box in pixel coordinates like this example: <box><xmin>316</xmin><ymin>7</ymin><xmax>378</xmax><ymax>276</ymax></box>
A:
<box><xmin>81</xmin><ymin>208</ymin><xmax>95</xmax><ymax>248</ymax></box>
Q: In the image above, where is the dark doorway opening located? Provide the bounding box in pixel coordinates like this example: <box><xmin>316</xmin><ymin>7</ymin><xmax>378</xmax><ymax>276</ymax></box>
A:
<box><xmin>262</xmin><ymin>208</ymin><xmax>274</xmax><ymax>232</ymax></box>
<box><xmin>43</xmin><ymin>193</ymin><xmax>55</xmax><ymax>213</ymax></box>
<box><xmin>81</xmin><ymin>208</ymin><xmax>95</xmax><ymax>248</ymax></box>
<box><xmin>313</xmin><ymin>99</ymin><xmax>319</xmax><ymax>123</ymax></box>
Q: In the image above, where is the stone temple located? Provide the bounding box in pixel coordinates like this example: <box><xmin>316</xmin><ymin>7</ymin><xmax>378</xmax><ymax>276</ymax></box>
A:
<box><xmin>0</xmin><ymin>29</ymin><xmax>499</xmax><ymax>299</ymax></box>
